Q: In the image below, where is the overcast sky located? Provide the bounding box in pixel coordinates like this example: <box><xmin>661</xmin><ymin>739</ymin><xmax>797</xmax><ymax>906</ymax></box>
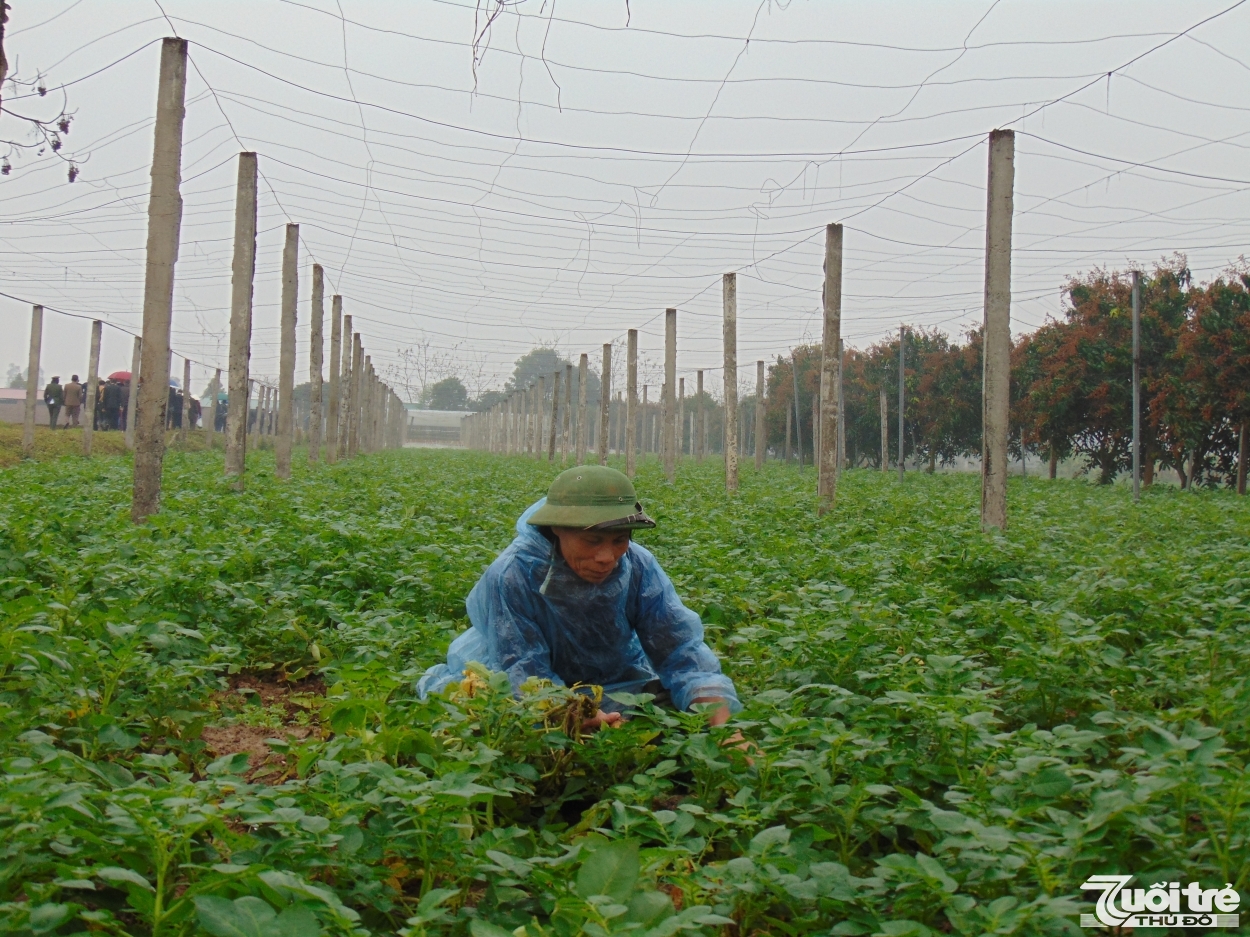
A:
<box><xmin>3</xmin><ymin>0</ymin><xmax>1249</xmax><ymax>399</ymax></box>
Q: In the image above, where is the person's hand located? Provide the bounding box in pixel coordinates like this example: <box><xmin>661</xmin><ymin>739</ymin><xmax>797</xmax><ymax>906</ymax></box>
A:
<box><xmin>582</xmin><ymin>709</ymin><xmax>624</xmax><ymax>732</ymax></box>
<box><xmin>691</xmin><ymin>696</ymin><xmax>732</xmax><ymax>727</ymax></box>
<box><xmin>692</xmin><ymin>696</ymin><xmax>754</xmax><ymax>764</ymax></box>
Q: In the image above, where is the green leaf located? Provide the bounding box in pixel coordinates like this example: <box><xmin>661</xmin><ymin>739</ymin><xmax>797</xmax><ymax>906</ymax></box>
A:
<box><xmin>749</xmin><ymin>825</ymin><xmax>791</xmax><ymax>854</ymax></box>
<box><xmin>576</xmin><ymin>840</ymin><xmax>639</xmax><ymax>902</ymax></box>
<box><xmin>97</xmin><ymin>866</ymin><xmax>154</xmax><ymax>891</ymax></box>
<box><xmin>274</xmin><ymin>904</ymin><xmax>322</xmax><ymax>937</ymax></box>
<box><xmin>468</xmin><ymin>921</ymin><xmax>515</xmax><ymax>937</ymax></box>
<box><xmin>624</xmin><ymin>890</ymin><xmax>673</xmax><ymax>927</ymax></box>
<box><xmin>207</xmin><ymin>752</ymin><xmax>252</xmax><ymax>776</ymax></box>
<box><xmin>195</xmin><ymin>895</ymin><xmax>276</xmax><ymax>937</ymax></box>
<box><xmin>1030</xmin><ymin>767</ymin><xmax>1072</xmax><ymax>798</ymax></box>
<box><xmin>875</xmin><ymin>921</ymin><xmax>932</xmax><ymax>937</ymax></box>
<box><xmin>915</xmin><ymin>853</ymin><xmax>958</xmax><ymax>893</ymax></box>
<box><xmin>831</xmin><ymin>922</ymin><xmax>873</xmax><ymax>936</ymax></box>
<box><xmin>408</xmin><ymin>888</ymin><xmax>459</xmax><ymax>926</ymax></box>
<box><xmin>98</xmin><ymin>723</ymin><xmax>140</xmax><ymax>750</ymax></box>
<box><xmin>28</xmin><ymin>903</ymin><xmax>71</xmax><ymax>934</ymax></box>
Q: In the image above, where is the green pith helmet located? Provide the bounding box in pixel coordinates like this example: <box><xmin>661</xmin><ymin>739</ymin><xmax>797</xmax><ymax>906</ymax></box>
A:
<box><xmin>527</xmin><ymin>465</ymin><xmax>656</xmax><ymax>531</ymax></box>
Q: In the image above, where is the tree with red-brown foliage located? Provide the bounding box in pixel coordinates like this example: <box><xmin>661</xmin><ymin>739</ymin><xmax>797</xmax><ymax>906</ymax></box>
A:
<box><xmin>1014</xmin><ymin>260</ymin><xmax>1189</xmax><ymax>484</ymax></box>
<box><xmin>1175</xmin><ymin>269</ymin><xmax>1250</xmax><ymax>490</ymax></box>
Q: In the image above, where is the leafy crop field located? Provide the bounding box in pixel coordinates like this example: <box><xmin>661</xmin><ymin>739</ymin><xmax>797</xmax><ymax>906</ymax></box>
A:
<box><xmin>1</xmin><ymin>450</ymin><xmax>1247</xmax><ymax>937</ymax></box>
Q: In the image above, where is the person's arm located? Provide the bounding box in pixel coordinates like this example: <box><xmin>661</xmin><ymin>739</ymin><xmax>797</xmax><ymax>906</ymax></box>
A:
<box><xmin>469</xmin><ymin>561</ymin><xmax>561</xmax><ymax>691</ymax></box>
<box><xmin>631</xmin><ymin>547</ymin><xmax>741</xmax><ymax>719</ymax></box>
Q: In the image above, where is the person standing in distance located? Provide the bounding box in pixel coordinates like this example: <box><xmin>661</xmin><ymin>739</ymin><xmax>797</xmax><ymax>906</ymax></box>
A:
<box><xmin>63</xmin><ymin>375</ymin><xmax>84</xmax><ymax>428</ymax></box>
<box><xmin>43</xmin><ymin>376</ymin><xmax>63</xmax><ymax>429</ymax></box>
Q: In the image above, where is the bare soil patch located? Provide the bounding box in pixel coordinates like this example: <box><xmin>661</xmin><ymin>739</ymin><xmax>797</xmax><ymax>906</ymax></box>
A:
<box><xmin>202</xmin><ymin>671</ymin><xmax>327</xmax><ymax>781</ymax></box>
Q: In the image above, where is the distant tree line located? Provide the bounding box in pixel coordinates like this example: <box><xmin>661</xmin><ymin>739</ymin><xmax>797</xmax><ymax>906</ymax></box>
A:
<box><xmin>765</xmin><ymin>260</ymin><xmax>1249</xmax><ymax>488</ymax></box>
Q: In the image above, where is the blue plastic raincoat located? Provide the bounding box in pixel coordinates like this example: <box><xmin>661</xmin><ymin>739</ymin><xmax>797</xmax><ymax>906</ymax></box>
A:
<box><xmin>417</xmin><ymin>498</ymin><xmax>740</xmax><ymax>713</ymax></box>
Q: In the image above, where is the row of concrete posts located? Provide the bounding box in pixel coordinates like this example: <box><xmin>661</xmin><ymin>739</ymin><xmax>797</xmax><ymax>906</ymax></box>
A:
<box><xmin>106</xmin><ymin>38</ymin><xmax>403</xmax><ymax>524</ymax></box>
<box><xmin>460</xmin><ymin>128</ymin><xmax>1015</xmax><ymax>532</ymax></box>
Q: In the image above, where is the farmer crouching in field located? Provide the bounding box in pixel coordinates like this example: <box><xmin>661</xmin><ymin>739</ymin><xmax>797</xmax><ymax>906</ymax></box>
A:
<box><xmin>418</xmin><ymin>466</ymin><xmax>740</xmax><ymax>731</ymax></box>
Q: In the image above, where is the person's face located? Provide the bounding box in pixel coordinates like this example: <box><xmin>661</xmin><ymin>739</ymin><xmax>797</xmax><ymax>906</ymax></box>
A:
<box><xmin>552</xmin><ymin>527</ymin><xmax>631</xmax><ymax>584</ymax></box>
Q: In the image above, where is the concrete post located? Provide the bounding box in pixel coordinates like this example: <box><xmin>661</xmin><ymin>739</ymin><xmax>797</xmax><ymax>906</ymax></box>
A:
<box><xmin>625</xmin><ymin>329</ymin><xmax>638</xmax><ymax>477</ymax></box>
<box><xmin>561</xmin><ymin>363</ymin><xmax>572</xmax><ymax>461</ymax></box>
<box><xmin>784</xmin><ymin>404</ymin><xmax>792</xmax><ymax>462</ymax></box>
<box><xmin>880</xmin><ymin>388</ymin><xmax>888</xmax><ymax>472</ymax></box>
<box><xmin>679</xmin><ymin>377</ymin><xmax>686</xmax><ymax>458</ymax></box>
<box><xmin>348</xmin><ymin>334</ymin><xmax>362</xmax><ymax>457</ymax></box>
<box><xmin>548</xmin><ymin>369</ymin><xmax>560</xmax><ymax>460</ymax></box>
<box><xmin>132</xmin><ymin>37</ymin><xmax>188</xmax><ymax>524</ymax></box>
<box><xmin>362</xmin><ymin>370</ymin><xmax>371</xmax><ymax>453</ymax></box>
<box><xmin>520</xmin><ymin>385</ymin><xmax>529</xmax><ymax>455</ymax></box>
<box><xmin>21</xmin><ymin>305</ymin><xmax>42</xmax><ymax>456</ymax></box>
<box><xmin>642</xmin><ymin>385</ymin><xmax>649</xmax><ymax>458</ymax></box>
<box><xmin>361</xmin><ymin>372</ymin><xmax>370</xmax><ymax>454</ymax></box>
<box><xmin>514</xmin><ymin>389</ymin><xmax>522</xmax><ymax>454</ymax></box>
<box><xmin>354</xmin><ymin>353</ymin><xmax>365</xmax><ymax>453</ymax></box>
<box><xmin>722</xmin><ymin>275</ymin><xmax>738</xmax><ymax>491</ymax></box>
<box><xmin>530</xmin><ymin>383</ymin><xmax>538</xmax><ymax>456</ymax></box>
<box><xmin>813</xmin><ymin>394</ymin><xmax>820</xmax><ymax>470</ymax></box>
<box><xmin>755</xmin><ymin>360</ymin><xmax>766</xmax><ymax>471</ymax></box>
<box><xmin>599</xmin><ymin>343</ymin><xmax>611</xmax><ymax>465</ymax></box>
<box><xmin>180</xmin><ymin>356</ymin><xmax>191</xmax><ymax>447</ymax></box>
<box><xmin>125</xmin><ymin>337</ymin><xmax>141</xmax><ymax>449</ymax></box>
<box><xmin>337</xmin><ymin>315</ymin><xmax>352</xmax><ymax>459</ymax></box>
<box><xmin>536</xmin><ymin>376</ymin><xmax>546</xmax><ymax>459</ymax></box>
<box><xmin>363</xmin><ymin>359</ymin><xmax>373</xmax><ymax>452</ymax></box>
<box><xmin>308</xmin><ymin>264</ymin><xmax>324</xmax><ymax>463</ymax></box>
<box><xmin>83</xmin><ymin>320</ymin><xmax>102</xmax><ymax>456</ymax></box>
<box><xmin>659</xmin><ymin>383</ymin><xmax>668</xmax><ymax>464</ymax></box>
<box><xmin>576</xmin><ymin>352</ymin><xmax>589</xmax><ymax>464</ymax></box>
<box><xmin>326</xmin><ymin>295</ymin><xmax>341</xmax><ymax>464</ymax></box>
<box><xmin>503</xmin><ymin>394</ymin><xmax>511</xmax><ymax>455</ymax></box>
<box><xmin>837</xmin><ymin>339</ymin><xmax>845</xmax><ymax>474</ymax></box>
<box><xmin>224</xmin><ymin>152</ymin><xmax>257</xmax><ymax>482</ymax></box>
<box><xmin>981</xmin><ymin>128</ymin><xmax>1014</xmax><ymax>531</ymax></box>
<box><xmin>615</xmin><ymin>391</ymin><xmax>623</xmax><ymax>455</ymax></box>
<box><xmin>356</xmin><ymin>340</ymin><xmax>367</xmax><ymax>454</ymax></box>
<box><xmin>371</xmin><ymin>368</ymin><xmax>380</xmax><ymax>453</ymax></box>
<box><xmin>1131</xmin><ymin>269</ymin><xmax>1141</xmax><ymax>501</ymax></box>
<box><xmin>533</xmin><ymin>381</ymin><xmax>542</xmax><ymax>456</ymax></box>
<box><xmin>275</xmin><ymin>223</ymin><xmax>298</xmax><ymax>479</ymax></box>
<box><xmin>515</xmin><ymin>392</ymin><xmax>523</xmax><ymax>455</ymax></box>
<box><xmin>663</xmin><ymin>309</ymin><xmax>677</xmax><ymax>482</ymax></box>
<box><xmin>696</xmin><ymin>370</ymin><xmax>705</xmax><ymax>462</ymax></box>
<box><xmin>791</xmin><ymin>351</ymin><xmax>803</xmax><ymax>471</ymax></box>
<box><xmin>207</xmin><ymin>368</ymin><xmax>220</xmax><ymax>441</ymax></box>
<box><xmin>818</xmin><ymin>223</ymin><xmax>843</xmax><ymax>514</ymax></box>
<box><xmin>244</xmin><ymin>379</ymin><xmax>254</xmax><ymax>438</ymax></box>
<box><xmin>898</xmin><ymin>326</ymin><xmax>906</xmax><ymax>482</ymax></box>
<box><xmin>373</xmin><ymin>373</ymin><xmax>382</xmax><ymax>452</ymax></box>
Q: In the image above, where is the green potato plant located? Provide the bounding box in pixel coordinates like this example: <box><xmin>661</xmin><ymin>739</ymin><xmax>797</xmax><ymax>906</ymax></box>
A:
<box><xmin>0</xmin><ymin>448</ymin><xmax>1247</xmax><ymax>935</ymax></box>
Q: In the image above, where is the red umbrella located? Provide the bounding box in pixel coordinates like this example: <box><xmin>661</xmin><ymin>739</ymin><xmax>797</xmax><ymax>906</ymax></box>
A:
<box><xmin>107</xmin><ymin>370</ymin><xmax>132</xmax><ymax>381</ymax></box>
